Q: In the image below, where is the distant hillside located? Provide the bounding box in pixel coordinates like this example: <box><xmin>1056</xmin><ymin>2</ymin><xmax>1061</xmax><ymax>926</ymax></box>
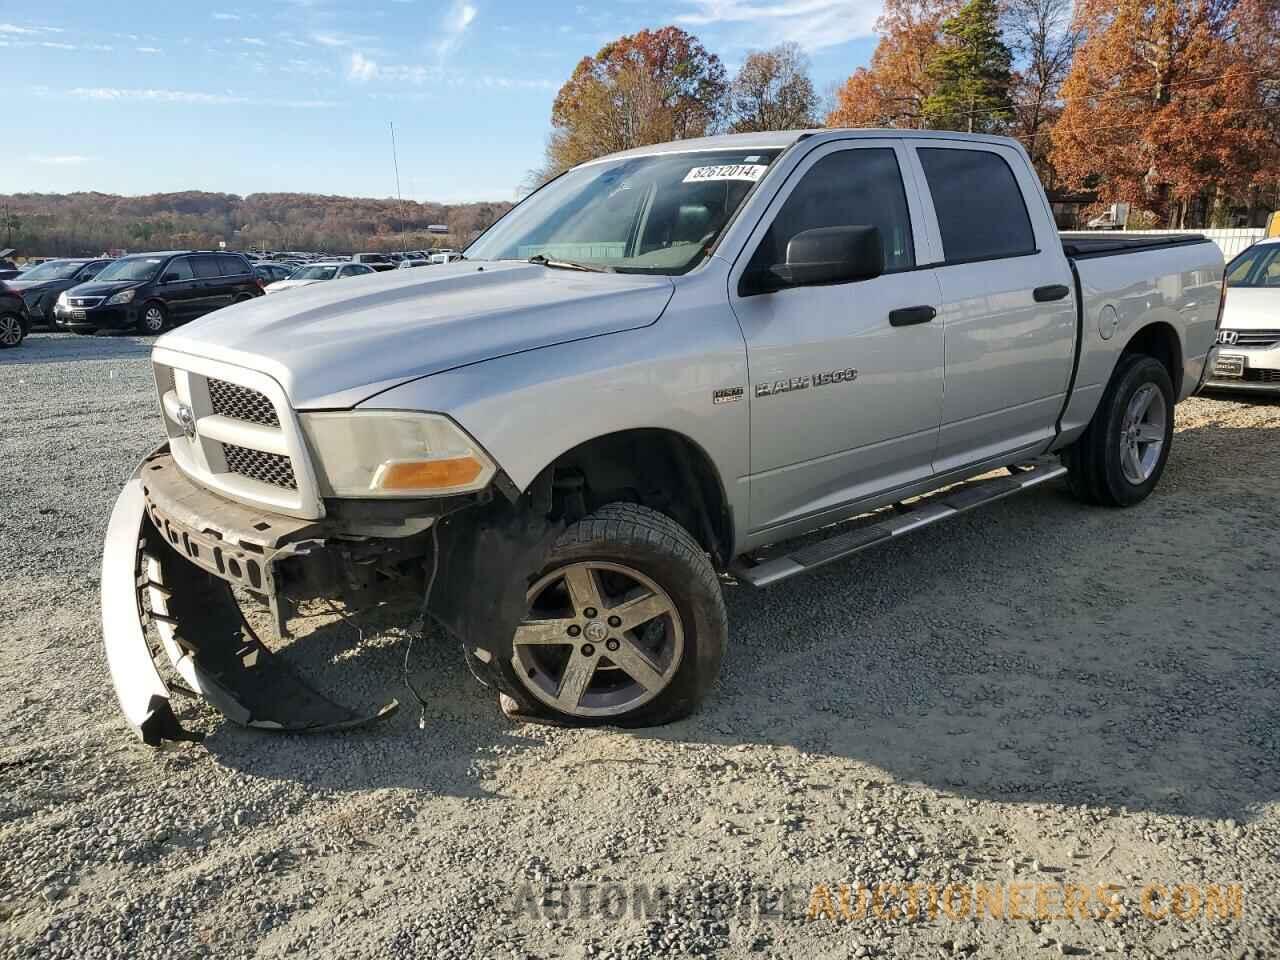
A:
<box><xmin>0</xmin><ymin>190</ymin><xmax>514</xmax><ymax>256</ymax></box>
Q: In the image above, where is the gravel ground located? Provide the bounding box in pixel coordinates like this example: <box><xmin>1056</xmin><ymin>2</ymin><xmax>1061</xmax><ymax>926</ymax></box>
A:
<box><xmin>2</xmin><ymin>332</ymin><xmax>1279</xmax><ymax>960</ymax></box>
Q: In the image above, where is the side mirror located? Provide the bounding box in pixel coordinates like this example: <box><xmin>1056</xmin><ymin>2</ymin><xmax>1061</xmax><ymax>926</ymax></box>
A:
<box><xmin>161</xmin><ymin>272</ymin><xmax>180</xmax><ymax>283</ymax></box>
<box><xmin>773</xmin><ymin>225</ymin><xmax>885</xmax><ymax>288</ymax></box>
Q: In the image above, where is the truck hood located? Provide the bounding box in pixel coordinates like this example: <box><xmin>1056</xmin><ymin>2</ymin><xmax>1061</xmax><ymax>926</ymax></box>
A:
<box><xmin>1222</xmin><ymin>287</ymin><xmax>1279</xmax><ymax>329</ymax></box>
<box><xmin>157</xmin><ymin>260</ymin><xmax>675</xmax><ymax>408</ymax></box>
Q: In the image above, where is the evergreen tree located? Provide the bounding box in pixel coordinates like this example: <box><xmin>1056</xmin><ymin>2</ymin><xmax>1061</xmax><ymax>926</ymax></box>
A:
<box><xmin>921</xmin><ymin>0</ymin><xmax>1013</xmax><ymax>132</ymax></box>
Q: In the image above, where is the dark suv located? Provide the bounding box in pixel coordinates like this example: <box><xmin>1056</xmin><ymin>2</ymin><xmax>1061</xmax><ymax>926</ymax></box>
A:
<box><xmin>56</xmin><ymin>251</ymin><xmax>262</xmax><ymax>334</ymax></box>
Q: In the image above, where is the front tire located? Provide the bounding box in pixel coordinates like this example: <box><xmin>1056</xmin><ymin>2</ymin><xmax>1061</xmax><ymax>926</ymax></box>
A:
<box><xmin>1064</xmin><ymin>354</ymin><xmax>1175</xmax><ymax>507</ymax></box>
<box><xmin>498</xmin><ymin>503</ymin><xmax>727</xmax><ymax>727</ymax></box>
<box><xmin>138</xmin><ymin>302</ymin><xmax>167</xmax><ymax>335</ymax></box>
<box><xmin>0</xmin><ymin>313</ymin><xmax>25</xmax><ymax>348</ymax></box>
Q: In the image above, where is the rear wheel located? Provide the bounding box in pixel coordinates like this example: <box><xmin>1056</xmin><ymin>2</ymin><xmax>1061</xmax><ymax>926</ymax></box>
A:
<box><xmin>497</xmin><ymin>503</ymin><xmax>727</xmax><ymax>727</ymax></box>
<box><xmin>1064</xmin><ymin>354</ymin><xmax>1174</xmax><ymax>507</ymax></box>
<box><xmin>138</xmin><ymin>302</ymin><xmax>167</xmax><ymax>335</ymax></box>
<box><xmin>0</xmin><ymin>313</ymin><xmax>25</xmax><ymax>348</ymax></box>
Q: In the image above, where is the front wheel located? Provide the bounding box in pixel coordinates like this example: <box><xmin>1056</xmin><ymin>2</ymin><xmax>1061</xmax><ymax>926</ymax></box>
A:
<box><xmin>497</xmin><ymin>503</ymin><xmax>727</xmax><ymax>727</ymax></box>
<box><xmin>1064</xmin><ymin>354</ymin><xmax>1175</xmax><ymax>507</ymax></box>
<box><xmin>0</xmin><ymin>313</ymin><xmax>25</xmax><ymax>348</ymax></box>
<box><xmin>138</xmin><ymin>302</ymin><xmax>167</xmax><ymax>335</ymax></box>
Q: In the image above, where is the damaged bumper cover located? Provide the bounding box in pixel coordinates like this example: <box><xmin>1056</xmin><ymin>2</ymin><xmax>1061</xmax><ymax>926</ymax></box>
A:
<box><xmin>101</xmin><ymin>447</ymin><xmax>398</xmax><ymax>745</ymax></box>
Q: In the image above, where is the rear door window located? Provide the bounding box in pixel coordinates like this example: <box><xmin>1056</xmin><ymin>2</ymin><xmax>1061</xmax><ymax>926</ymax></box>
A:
<box><xmin>917</xmin><ymin>147</ymin><xmax>1037</xmax><ymax>263</ymax></box>
<box><xmin>217</xmin><ymin>254</ymin><xmax>247</xmax><ymax>276</ymax></box>
<box><xmin>191</xmin><ymin>255</ymin><xmax>221</xmax><ymax>279</ymax></box>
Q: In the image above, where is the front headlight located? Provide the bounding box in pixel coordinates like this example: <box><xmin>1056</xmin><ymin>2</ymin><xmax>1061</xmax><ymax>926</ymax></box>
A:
<box><xmin>107</xmin><ymin>289</ymin><xmax>137</xmax><ymax>305</ymax></box>
<box><xmin>56</xmin><ymin>291</ymin><xmax>69</xmax><ymax>307</ymax></box>
<box><xmin>299</xmin><ymin>411</ymin><xmax>496</xmax><ymax>497</ymax></box>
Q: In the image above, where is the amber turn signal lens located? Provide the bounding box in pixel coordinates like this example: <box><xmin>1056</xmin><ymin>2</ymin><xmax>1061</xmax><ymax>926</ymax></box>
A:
<box><xmin>375</xmin><ymin>456</ymin><xmax>485</xmax><ymax>491</ymax></box>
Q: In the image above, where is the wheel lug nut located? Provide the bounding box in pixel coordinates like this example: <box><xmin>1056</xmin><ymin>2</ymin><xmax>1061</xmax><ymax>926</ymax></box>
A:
<box><xmin>581</xmin><ymin>643</ymin><xmax>595</xmax><ymax>656</ymax></box>
<box><xmin>608</xmin><ymin>615</ymin><xmax>621</xmax><ymax>628</ymax></box>
<box><xmin>584</xmin><ymin>607</ymin><xmax>598</xmax><ymax>619</ymax></box>
<box><xmin>567</xmin><ymin>625</ymin><xmax>581</xmax><ymax>637</ymax></box>
<box><xmin>606</xmin><ymin>638</ymin><xmax>620</xmax><ymax>652</ymax></box>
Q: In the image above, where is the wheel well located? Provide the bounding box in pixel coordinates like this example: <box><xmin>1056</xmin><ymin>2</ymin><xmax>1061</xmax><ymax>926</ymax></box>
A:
<box><xmin>536</xmin><ymin>429</ymin><xmax>733</xmax><ymax>566</ymax></box>
<box><xmin>1120</xmin><ymin>321</ymin><xmax>1183</xmax><ymax>397</ymax></box>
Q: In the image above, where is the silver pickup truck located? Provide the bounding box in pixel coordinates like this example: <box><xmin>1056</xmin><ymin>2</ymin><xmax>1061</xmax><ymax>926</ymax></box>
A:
<box><xmin>102</xmin><ymin>130</ymin><xmax>1225</xmax><ymax>744</ymax></box>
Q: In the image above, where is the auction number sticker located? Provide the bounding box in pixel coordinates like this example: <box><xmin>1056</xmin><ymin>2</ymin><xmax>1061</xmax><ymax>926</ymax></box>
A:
<box><xmin>683</xmin><ymin>164</ymin><xmax>768</xmax><ymax>183</ymax></box>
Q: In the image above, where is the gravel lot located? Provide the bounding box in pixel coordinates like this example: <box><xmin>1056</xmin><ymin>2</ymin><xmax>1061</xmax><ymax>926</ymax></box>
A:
<box><xmin>2</xmin><ymin>332</ymin><xmax>1279</xmax><ymax>960</ymax></box>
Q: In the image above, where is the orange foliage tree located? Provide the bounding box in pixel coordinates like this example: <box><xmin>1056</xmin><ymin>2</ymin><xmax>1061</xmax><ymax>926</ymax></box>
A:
<box><xmin>1051</xmin><ymin>0</ymin><xmax>1280</xmax><ymax>226</ymax></box>
<box><xmin>536</xmin><ymin>27</ymin><xmax>727</xmax><ymax>182</ymax></box>
<box><xmin>826</xmin><ymin>0</ymin><xmax>961</xmax><ymax>128</ymax></box>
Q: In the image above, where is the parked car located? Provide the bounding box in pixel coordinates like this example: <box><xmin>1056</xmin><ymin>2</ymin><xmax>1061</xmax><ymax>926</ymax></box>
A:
<box><xmin>352</xmin><ymin>252</ymin><xmax>396</xmax><ymax>272</ymax></box>
<box><xmin>397</xmin><ymin>257</ymin><xmax>430</xmax><ymax>269</ymax></box>
<box><xmin>56</xmin><ymin>251</ymin><xmax>261</xmax><ymax>334</ymax></box>
<box><xmin>1202</xmin><ymin>238</ymin><xmax>1280</xmax><ymax>394</ymax></box>
<box><xmin>264</xmin><ymin>261</ymin><xmax>376</xmax><ymax>294</ymax></box>
<box><xmin>7</xmin><ymin>258</ymin><xmax>113</xmax><ymax>329</ymax></box>
<box><xmin>101</xmin><ymin>130</ymin><xmax>1224</xmax><ymax>744</ymax></box>
<box><xmin>254</xmin><ymin>263</ymin><xmax>294</xmax><ymax>286</ymax></box>
<box><xmin>0</xmin><ymin>282</ymin><xmax>31</xmax><ymax>347</ymax></box>
<box><xmin>0</xmin><ymin>249</ymin><xmax>20</xmax><ymax>281</ymax></box>
<box><xmin>428</xmin><ymin>249</ymin><xmax>462</xmax><ymax>265</ymax></box>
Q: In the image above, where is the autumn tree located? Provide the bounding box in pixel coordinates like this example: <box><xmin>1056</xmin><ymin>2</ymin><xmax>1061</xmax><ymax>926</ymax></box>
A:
<box><xmin>1052</xmin><ymin>0</ymin><xmax>1280</xmax><ymax>227</ymax></box>
<box><xmin>826</xmin><ymin>0</ymin><xmax>961</xmax><ymax>128</ymax></box>
<box><xmin>1003</xmin><ymin>0</ymin><xmax>1081</xmax><ymax>173</ymax></box>
<box><xmin>537</xmin><ymin>27</ymin><xmax>727</xmax><ymax>182</ymax></box>
<box><xmin>729</xmin><ymin>43</ymin><xmax>819</xmax><ymax>132</ymax></box>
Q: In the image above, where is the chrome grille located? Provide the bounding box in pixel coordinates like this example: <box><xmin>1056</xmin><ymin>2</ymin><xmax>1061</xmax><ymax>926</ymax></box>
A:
<box><xmin>1222</xmin><ymin>329</ymin><xmax>1280</xmax><ymax>348</ymax></box>
<box><xmin>222</xmin><ymin>443</ymin><xmax>297</xmax><ymax>489</ymax></box>
<box><xmin>208</xmin><ymin>378</ymin><xmax>280</xmax><ymax>427</ymax></box>
<box><xmin>70</xmin><ymin>296</ymin><xmax>103</xmax><ymax>308</ymax></box>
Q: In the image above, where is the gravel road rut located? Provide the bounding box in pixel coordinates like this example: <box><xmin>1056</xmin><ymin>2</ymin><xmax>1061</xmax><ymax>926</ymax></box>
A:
<box><xmin>2</xmin><ymin>333</ymin><xmax>1278</xmax><ymax>959</ymax></box>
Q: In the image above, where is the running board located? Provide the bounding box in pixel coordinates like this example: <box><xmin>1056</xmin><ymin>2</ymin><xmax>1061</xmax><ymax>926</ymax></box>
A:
<box><xmin>733</xmin><ymin>459</ymin><xmax>1068</xmax><ymax>587</ymax></box>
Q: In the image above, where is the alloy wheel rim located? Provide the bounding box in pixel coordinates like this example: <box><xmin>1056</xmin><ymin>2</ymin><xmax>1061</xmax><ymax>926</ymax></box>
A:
<box><xmin>143</xmin><ymin>308</ymin><xmax>163</xmax><ymax>332</ymax></box>
<box><xmin>1119</xmin><ymin>382</ymin><xmax>1166</xmax><ymax>485</ymax></box>
<box><xmin>0</xmin><ymin>316</ymin><xmax>21</xmax><ymax>345</ymax></box>
<box><xmin>513</xmin><ymin>560</ymin><xmax>684</xmax><ymax>717</ymax></box>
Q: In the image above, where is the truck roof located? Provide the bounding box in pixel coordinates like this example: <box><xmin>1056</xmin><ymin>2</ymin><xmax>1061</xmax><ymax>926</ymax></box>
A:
<box><xmin>581</xmin><ymin>128</ymin><xmax>1029</xmax><ymax>167</ymax></box>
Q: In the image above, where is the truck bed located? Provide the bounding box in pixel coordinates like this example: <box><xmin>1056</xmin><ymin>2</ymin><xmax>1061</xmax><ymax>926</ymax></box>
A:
<box><xmin>1060</xmin><ymin>232</ymin><xmax>1210</xmax><ymax>260</ymax></box>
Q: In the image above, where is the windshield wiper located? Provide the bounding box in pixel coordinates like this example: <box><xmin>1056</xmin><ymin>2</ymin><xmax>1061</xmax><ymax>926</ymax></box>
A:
<box><xmin>527</xmin><ymin>254</ymin><xmax>611</xmax><ymax>273</ymax></box>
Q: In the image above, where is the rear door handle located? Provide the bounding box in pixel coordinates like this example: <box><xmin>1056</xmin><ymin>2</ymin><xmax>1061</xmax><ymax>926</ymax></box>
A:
<box><xmin>1033</xmin><ymin>284</ymin><xmax>1070</xmax><ymax>302</ymax></box>
<box><xmin>889</xmin><ymin>305</ymin><xmax>937</xmax><ymax>327</ymax></box>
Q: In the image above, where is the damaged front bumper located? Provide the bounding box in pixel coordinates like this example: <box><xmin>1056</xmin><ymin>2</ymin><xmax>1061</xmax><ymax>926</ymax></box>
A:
<box><xmin>101</xmin><ymin>447</ymin><xmax>399</xmax><ymax>745</ymax></box>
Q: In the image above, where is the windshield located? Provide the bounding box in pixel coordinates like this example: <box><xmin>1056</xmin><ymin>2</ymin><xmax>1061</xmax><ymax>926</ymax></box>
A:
<box><xmin>466</xmin><ymin>149</ymin><xmax>784</xmax><ymax>274</ymax></box>
<box><xmin>95</xmin><ymin>257</ymin><xmax>164</xmax><ymax>282</ymax></box>
<box><xmin>1226</xmin><ymin>243</ymin><xmax>1280</xmax><ymax>288</ymax></box>
<box><xmin>292</xmin><ymin>265</ymin><xmax>338</xmax><ymax>280</ymax></box>
<box><xmin>20</xmin><ymin>260</ymin><xmax>86</xmax><ymax>281</ymax></box>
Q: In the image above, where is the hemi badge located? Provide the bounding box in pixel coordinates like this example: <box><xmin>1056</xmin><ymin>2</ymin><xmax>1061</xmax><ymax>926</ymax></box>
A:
<box><xmin>713</xmin><ymin>386</ymin><xmax>744</xmax><ymax>405</ymax></box>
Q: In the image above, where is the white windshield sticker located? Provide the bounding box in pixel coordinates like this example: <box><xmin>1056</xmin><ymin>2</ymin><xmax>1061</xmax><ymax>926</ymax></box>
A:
<box><xmin>683</xmin><ymin>163</ymin><xmax>768</xmax><ymax>184</ymax></box>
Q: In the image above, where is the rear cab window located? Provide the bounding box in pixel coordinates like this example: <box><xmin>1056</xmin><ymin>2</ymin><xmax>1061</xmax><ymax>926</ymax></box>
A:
<box><xmin>217</xmin><ymin>254</ymin><xmax>248</xmax><ymax>276</ymax></box>
<box><xmin>917</xmin><ymin>147</ymin><xmax>1037</xmax><ymax>263</ymax></box>
<box><xmin>191</xmin><ymin>255</ymin><xmax>221</xmax><ymax>279</ymax></box>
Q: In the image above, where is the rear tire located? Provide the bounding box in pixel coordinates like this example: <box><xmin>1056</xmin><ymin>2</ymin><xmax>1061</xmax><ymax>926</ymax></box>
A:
<box><xmin>496</xmin><ymin>502</ymin><xmax>727</xmax><ymax>727</ymax></box>
<box><xmin>0</xmin><ymin>313</ymin><xmax>24</xmax><ymax>348</ymax></box>
<box><xmin>1064</xmin><ymin>354</ymin><xmax>1174</xmax><ymax>507</ymax></box>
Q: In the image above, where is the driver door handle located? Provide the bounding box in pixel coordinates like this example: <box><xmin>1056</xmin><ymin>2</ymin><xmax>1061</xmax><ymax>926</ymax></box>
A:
<box><xmin>889</xmin><ymin>305</ymin><xmax>937</xmax><ymax>327</ymax></box>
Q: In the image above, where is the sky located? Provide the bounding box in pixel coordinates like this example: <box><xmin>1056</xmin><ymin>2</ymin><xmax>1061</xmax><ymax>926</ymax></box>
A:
<box><xmin>1</xmin><ymin>0</ymin><xmax>882</xmax><ymax>203</ymax></box>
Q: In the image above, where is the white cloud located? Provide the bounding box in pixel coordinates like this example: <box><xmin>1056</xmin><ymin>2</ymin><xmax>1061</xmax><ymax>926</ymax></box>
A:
<box><xmin>29</xmin><ymin>154</ymin><xmax>91</xmax><ymax>166</ymax></box>
<box><xmin>675</xmin><ymin>0</ymin><xmax>882</xmax><ymax>52</ymax></box>
<box><xmin>311</xmin><ymin>31</ymin><xmax>347</xmax><ymax>47</ymax></box>
<box><xmin>347</xmin><ymin>51</ymin><xmax>378</xmax><ymax>82</ymax></box>
<box><xmin>65</xmin><ymin>87</ymin><xmax>337</xmax><ymax>108</ymax></box>
<box><xmin>212</xmin><ymin>12</ymin><xmax>242</xmax><ymax>20</ymax></box>
<box><xmin>242</xmin><ymin>36</ymin><xmax>267</xmax><ymax>46</ymax></box>
<box><xmin>136</xmin><ymin>46</ymin><xmax>162</xmax><ymax>54</ymax></box>
<box><xmin>435</xmin><ymin>0</ymin><xmax>477</xmax><ymax>58</ymax></box>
